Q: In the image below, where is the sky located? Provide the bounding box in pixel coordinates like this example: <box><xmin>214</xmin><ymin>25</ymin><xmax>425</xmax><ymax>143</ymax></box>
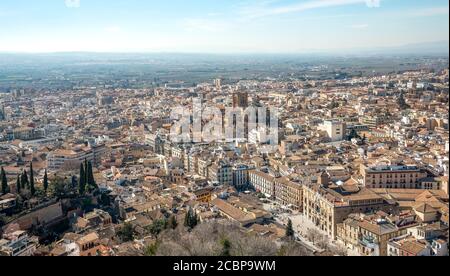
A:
<box><xmin>0</xmin><ymin>0</ymin><xmax>448</xmax><ymax>53</ymax></box>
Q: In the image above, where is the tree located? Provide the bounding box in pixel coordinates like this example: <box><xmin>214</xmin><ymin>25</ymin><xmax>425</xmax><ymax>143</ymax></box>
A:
<box><xmin>184</xmin><ymin>208</ymin><xmax>198</xmax><ymax>229</ymax></box>
<box><xmin>184</xmin><ymin>208</ymin><xmax>192</xmax><ymax>228</ymax></box>
<box><xmin>144</xmin><ymin>243</ymin><xmax>159</xmax><ymax>256</ymax></box>
<box><xmin>84</xmin><ymin>159</ymin><xmax>89</xmax><ymax>185</ymax></box>
<box><xmin>306</xmin><ymin>228</ymin><xmax>322</xmax><ymax>244</ymax></box>
<box><xmin>220</xmin><ymin>238</ymin><xmax>232</xmax><ymax>257</ymax></box>
<box><xmin>168</xmin><ymin>215</ymin><xmax>178</xmax><ymax>230</ymax></box>
<box><xmin>316</xmin><ymin>235</ymin><xmax>330</xmax><ymax>251</ymax></box>
<box><xmin>277</xmin><ymin>242</ymin><xmax>311</xmax><ymax>256</ymax></box>
<box><xmin>397</xmin><ymin>92</ymin><xmax>411</xmax><ymax>110</ymax></box>
<box><xmin>285</xmin><ymin>219</ymin><xmax>295</xmax><ymax>239</ymax></box>
<box><xmin>16</xmin><ymin>174</ymin><xmax>21</xmax><ymax>194</ymax></box>
<box><xmin>151</xmin><ymin>221</ymin><xmax>307</xmax><ymax>257</ymax></box>
<box><xmin>1</xmin><ymin>167</ymin><xmax>9</xmax><ymax>195</ymax></box>
<box><xmin>148</xmin><ymin>219</ymin><xmax>168</xmax><ymax>237</ymax></box>
<box><xmin>71</xmin><ymin>175</ymin><xmax>78</xmax><ymax>189</ymax></box>
<box><xmin>43</xmin><ymin>169</ymin><xmax>49</xmax><ymax>192</ymax></box>
<box><xmin>52</xmin><ymin>176</ymin><xmax>74</xmax><ymax>199</ymax></box>
<box><xmin>347</xmin><ymin>128</ymin><xmax>360</xmax><ymax>141</ymax></box>
<box><xmin>0</xmin><ymin>214</ymin><xmax>7</xmax><ymax>228</ymax></box>
<box><xmin>117</xmin><ymin>223</ymin><xmax>135</xmax><ymax>242</ymax></box>
<box><xmin>21</xmin><ymin>170</ymin><xmax>29</xmax><ymax>189</ymax></box>
<box><xmin>29</xmin><ymin>162</ymin><xmax>35</xmax><ymax>196</ymax></box>
<box><xmin>81</xmin><ymin>197</ymin><xmax>93</xmax><ymax>212</ymax></box>
<box><xmin>86</xmin><ymin>161</ymin><xmax>97</xmax><ymax>191</ymax></box>
<box><xmin>362</xmin><ymin>134</ymin><xmax>367</xmax><ymax>144</ymax></box>
<box><xmin>78</xmin><ymin>163</ymin><xmax>86</xmax><ymax>195</ymax></box>
<box><xmin>332</xmin><ymin>244</ymin><xmax>348</xmax><ymax>256</ymax></box>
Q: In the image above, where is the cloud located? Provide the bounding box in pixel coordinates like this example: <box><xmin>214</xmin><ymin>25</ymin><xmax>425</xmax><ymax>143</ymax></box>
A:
<box><xmin>239</xmin><ymin>0</ymin><xmax>381</xmax><ymax>19</ymax></box>
<box><xmin>365</xmin><ymin>0</ymin><xmax>380</xmax><ymax>8</ymax></box>
<box><xmin>65</xmin><ymin>0</ymin><xmax>80</xmax><ymax>8</ymax></box>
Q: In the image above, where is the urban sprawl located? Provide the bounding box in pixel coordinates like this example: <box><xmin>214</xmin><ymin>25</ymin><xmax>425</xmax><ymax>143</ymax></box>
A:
<box><xmin>0</xmin><ymin>57</ymin><xmax>449</xmax><ymax>257</ymax></box>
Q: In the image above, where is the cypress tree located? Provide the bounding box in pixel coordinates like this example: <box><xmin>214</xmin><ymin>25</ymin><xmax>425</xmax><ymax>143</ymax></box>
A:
<box><xmin>21</xmin><ymin>170</ymin><xmax>29</xmax><ymax>189</ymax></box>
<box><xmin>286</xmin><ymin>219</ymin><xmax>295</xmax><ymax>239</ymax></box>
<box><xmin>1</xmin><ymin>167</ymin><xmax>9</xmax><ymax>195</ymax></box>
<box><xmin>220</xmin><ymin>238</ymin><xmax>232</xmax><ymax>257</ymax></box>
<box><xmin>16</xmin><ymin>174</ymin><xmax>21</xmax><ymax>194</ymax></box>
<box><xmin>43</xmin><ymin>169</ymin><xmax>49</xmax><ymax>192</ymax></box>
<box><xmin>192</xmin><ymin>212</ymin><xmax>198</xmax><ymax>228</ymax></box>
<box><xmin>184</xmin><ymin>208</ymin><xmax>198</xmax><ymax>229</ymax></box>
<box><xmin>169</xmin><ymin>215</ymin><xmax>178</xmax><ymax>230</ymax></box>
<box><xmin>184</xmin><ymin>208</ymin><xmax>193</xmax><ymax>228</ymax></box>
<box><xmin>86</xmin><ymin>161</ymin><xmax>97</xmax><ymax>189</ymax></box>
<box><xmin>29</xmin><ymin>162</ymin><xmax>35</xmax><ymax>196</ymax></box>
<box><xmin>184</xmin><ymin>209</ymin><xmax>189</xmax><ymax>227</ymax></box>
<box><xmin>79</xmin><ymin>163</ymin><xmax>86</xmax><ymax>195</ymax></box>
<box><xmin>397</xmin><ymin>92</ymin><xmax>410</xmax><ymax>110</ymax></box>
<box><xmin>84</xmin><ymin>159</ymin><xmax>88</xmax><ymax>184</ymax></box>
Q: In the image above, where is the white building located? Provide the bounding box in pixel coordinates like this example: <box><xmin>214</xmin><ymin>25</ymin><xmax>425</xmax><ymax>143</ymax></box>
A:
<box><xmin>47</xmin><ymin>144</ymin><xmax>105</xmax><ymax>171</ymax></box>
<box><xmin>209</xmin><ymin>161</ymin><xmax>232</xmax><ymax>186</ymax></box>
<box><xmin>249</xmin><ymin>170</ymin><xmax>275</xmax><ymax>198</ymax></box>
<box><xmin>321</xmin><ymin>120</ymin><xmax>346</xmax><ymax>142</ymax></box>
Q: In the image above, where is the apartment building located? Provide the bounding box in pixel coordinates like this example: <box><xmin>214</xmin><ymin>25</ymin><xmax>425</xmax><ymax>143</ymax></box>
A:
<box><xmin>303</xmin><ymin>174</ymin><xmax>396</xmax><ymax>239</ymax></box>
<box><xmin>12</xmin><ymin>127</ymin><xmax>43</xmax><ymax>141</ymax></box>
<box><xmin>47</xmin><ymin>144</ymin><xmax>105</xmax><ymax>171</ymax></box>
<box><xmin>361</xmin><ymin>165</ymin><xmax>428</xmax><ymax>189</ymax></box>
<box><xmin>337</xmin><ymin>215</ymin><xmax>361</xmax><ymax>251</ymax></box>
<box><xmin>208</xmin><ymin>161</ymin><xmax>232</xmax><ymax>186</ymax></box>
<box><xmin>249</xmin><ymin>170</ymin><xmax>276</xmax><ymax>198</ymax></box>
<box><xmin>232</xmin><ymin>164</ymin><xmax>251</xmax><ymax>190</ymax></box>
<box><xmin>358</xmin><ymin>219</ymin><xmax>405</xmax><ymax>256</ymax></box>
<box><xmin>274</xmin><ymin>177</ymin><xmax>303</xmax><ymax>211</ymax></box>
<box><xmin>197</xmin><ymin>156</ymin><xmax>212</xmax><ymax>179</ymax></box>
<box><xmin>320</xmin><ymin>120</ymin><xmax>346</xmax><ymax>142</ymax></box>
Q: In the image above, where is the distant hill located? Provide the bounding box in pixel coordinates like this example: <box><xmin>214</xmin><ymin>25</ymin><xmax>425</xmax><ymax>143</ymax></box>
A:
<box><xmin>378</xmin><ymin>41</ymin><xmax>449</xmax><ymax>55</ymax></box>
<box><xmin>334</xmin><ymin>41</ymin><xmax>449</xmax><ymax>56</ymax></box>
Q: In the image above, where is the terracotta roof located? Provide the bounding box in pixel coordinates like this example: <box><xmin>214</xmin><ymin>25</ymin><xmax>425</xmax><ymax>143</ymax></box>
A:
<box><xmin>400</xmin><ymin>240</ymin><xmax>427</xmax><ymax>255</ymax></box>
<box><xmin>414</xmin><ymin>203</ymin><xmax>437</xmax><ymax>214</ymax></box>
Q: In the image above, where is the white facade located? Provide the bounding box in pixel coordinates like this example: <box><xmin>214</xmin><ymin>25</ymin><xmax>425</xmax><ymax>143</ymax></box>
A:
<box><xmin>321</xmin><ymin>120</ymin><xmax>346</xmax><ymax>142</ymax></box>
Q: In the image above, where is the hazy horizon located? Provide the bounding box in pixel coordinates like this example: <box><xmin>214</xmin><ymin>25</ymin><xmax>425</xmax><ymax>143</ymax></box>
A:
<box><xmin>0</xmin><ymin>40</ymin><xmax>448</xmax><ymax>56</ymax></box>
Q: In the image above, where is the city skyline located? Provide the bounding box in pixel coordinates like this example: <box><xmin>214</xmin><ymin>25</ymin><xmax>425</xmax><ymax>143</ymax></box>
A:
<box><xmin>0</xmin><ymin>0</ymin><xmax>448</xmax><ymax>53</ymax></box>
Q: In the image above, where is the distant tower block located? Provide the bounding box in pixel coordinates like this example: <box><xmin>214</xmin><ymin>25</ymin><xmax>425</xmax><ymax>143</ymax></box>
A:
<box><xmin>214</xmin><ymin>78</ymin><xmax>222</xmax><ymax>90</ymax></box>
<box><xmin>0</xmin><ymin>103</ymin><xmax>5</xmax><ymax>120</ymax></box>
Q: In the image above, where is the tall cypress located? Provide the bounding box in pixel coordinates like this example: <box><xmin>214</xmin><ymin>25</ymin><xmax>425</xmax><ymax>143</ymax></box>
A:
<box><xmin>43</xmin><ymin>169</ymin><xmax>49</xmax><ymax>192</ymax></box>
<box><xmin>286</xmin><ymin>219</ymin><xmax>295</xmax><ymax>239</ymax></box>
<box><xmin>184</xmin><ymin>208</ymin><xmax>192</xmax><ymax>228</ymax></box>
<box><xmin>79</xmin><ymin>163</ymin><xmax>86</xmax><ymax>195</ymax></box>
<box><xmin>29</xmin><ymin>162</ymin><xmax>35</xmax><ymax>196</ymax></box>
<box><xmin>16</xmin><ymin>174</ymin><xmax>21</xmax><ymax>194</ymax></box>
<box><xmin>21</xmin><ymin>170</ymin><xmax>29</xmax><ymax>189</ymax></box>
<box><xmin>1</xmin><ymin>167</ymin><xmax>9</xmax><ymax>195</ymax></box>
<box><xmin>84</xmin><ymin>159</ymin><xmax>89</xmax><ymax>184</ymax></box>
<box><xmin>184</xmin><ymin>208</ymin><xmax>198</xmax><ymax>229</ymax></box>
<box><xmin>86</xmin><ymin>161</ymin><xmax>97</xmax><ymax>189</ymax></box>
